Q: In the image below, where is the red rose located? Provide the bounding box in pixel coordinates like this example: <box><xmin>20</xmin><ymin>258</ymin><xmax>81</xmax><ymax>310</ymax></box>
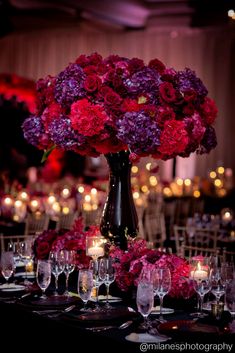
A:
<box><xmin>156</xmin><ymin>106</ymin><xmax>175</xmax><ymax>127</ymax></box>
<box><xmin>158</xmin><ymin>120</ymin><xmax>189</xmax><ymax>157</ymax></box>
<box><xmin>41</xmin><ymin>102</ymin><xmax>63</xmax><ymax>131</ymax></box>
<box><xmin>104</xmin><ymin>90</ymin><xmax>122</xmax><ymax>109</ymax></box>
<box><xmin>183</xmin><ymin>89</ymin><xmax>197</xmax><ymax>102</ymax></box>
<box><xmin>200</xmin><ymin>97</ymin><xmax>218</xmax><ymax>125</ymax></box>
<box><xmin>148</xmin><ymin>58</ymin><xmax>166</xmax><ymax>74</ymax></box>
<box><xmin>65</xmin><ymin>240</ymin><xmax>80</xmax><ymax>250</ymax></box>
<box><xmin>128</xmin><ymin>58</ymin><xmax>145</xmax><ymax>74</ymax></box>
<box><xmin>183</xmin><ymin>103</ymin><xmax>195</xmax><ymax>116</ymax></box>
<box><xmin>159</xmin><ymin>82</ymin><xmax>177</xmax><ymax>103</ymax></box>
<box><xmin>84</xmin><ymin>75</ymin><xmax>101</xmax><ymax>92</ymax></box>
<box><xmin>122</xmin><ymin>98</ymin><xmax>141</xmax><ymax>113</ymax></box>
<box><xmin>36</xmin><ymin>241</ymin><xmax>50</xmax><ymax>259</ymax></box>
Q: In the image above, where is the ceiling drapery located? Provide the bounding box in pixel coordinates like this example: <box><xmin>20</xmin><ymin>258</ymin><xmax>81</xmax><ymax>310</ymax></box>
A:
<box><xmin>0</xmin><ymin>25</ymin><xmax>234</xmax><ymax>177</ymax></box>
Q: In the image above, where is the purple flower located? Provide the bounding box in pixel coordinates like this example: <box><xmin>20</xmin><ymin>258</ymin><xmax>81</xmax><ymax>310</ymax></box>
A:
<box><xmin>197</xmin><ymin>126</ymin><xmax>217</xmax><ymax>154</ymax></box>
<box><xmin>54</xmin><ymin>63</ymin><xmax>86</xmax><ymax>107</ymax></box>
<box><xmin>117</xmin><ymin>111</ymin><xmax>160</xmax><ymax>154</ymax></box>
<box><xmin>22</xmin><ymin>115</ymin><xmax>49</xmax><ymax>149</ymax></box>
<box><xmin>176</xmin><ymin>68</ymin><xmax>208</xmax><ymax>97</ymax></box>
<box><xmin>48</xmin><ymin>116</ymin><xmax>86</xmax><ymax>150</ymax></box>
<box><xmin>124</xmin><ymin>68</ymin><xmax>161</xmax><ymax>100</ymax></box>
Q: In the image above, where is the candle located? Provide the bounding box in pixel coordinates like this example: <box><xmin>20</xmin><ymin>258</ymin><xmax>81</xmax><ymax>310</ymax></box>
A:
<box><xmin>191</xmin><ymin>263</ymin><xmax>208</xmax><ymax>281</ymax></box>
<box><xmin>87</xmin><ymin>246</ymin><xmax>104</xmax><ymax>258</ymax></box>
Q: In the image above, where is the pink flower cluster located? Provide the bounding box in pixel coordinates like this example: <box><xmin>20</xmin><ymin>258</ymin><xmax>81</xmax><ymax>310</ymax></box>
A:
<box><xmin>22</xmin><ymin>53</ymin><xmax>217</xmax><ymax>161</ymax></box>
<box><xmin>110</xmin><ymin>238</ymin><xmax>194</xmax><ymax>299</ymax></box>
<box><xmin>33</xmin><ymin>217</ymin><xmax>100</xmax><ymax>269</ymax></box>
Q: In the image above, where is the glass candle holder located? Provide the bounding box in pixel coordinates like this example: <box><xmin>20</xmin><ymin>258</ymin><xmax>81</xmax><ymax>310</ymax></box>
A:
<box><xmin>86</xmin><ymin>236</ymin><xmax>105</xmax><ymax>260</ymax></box>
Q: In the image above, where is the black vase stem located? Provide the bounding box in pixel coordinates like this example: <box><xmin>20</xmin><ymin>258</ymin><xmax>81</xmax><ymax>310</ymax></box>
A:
<box><xmin>100</xmin><ymin>151</ymin><xmax>138</xmax><ymax>249</ymax></box>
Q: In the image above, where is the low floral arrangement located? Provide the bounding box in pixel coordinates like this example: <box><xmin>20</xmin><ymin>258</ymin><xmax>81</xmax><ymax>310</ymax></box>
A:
<box><xmin>33</xmin><ymin>217</ymin><xmax>100</xmax><ymax>269</ymax></box>
<box><xmin>110</xmin><ymin>238</ymin><xmax>194</xmax><ymax>298</ymax></box>
<box><xmin>0</xmin><ymin>73</ymin><xmax>36</xmax><ymax>113</ymax></box>
<box><xmin>22</xmin><ymin>52</ymin><xmax>217</xmax><ymax>162</ymax></box>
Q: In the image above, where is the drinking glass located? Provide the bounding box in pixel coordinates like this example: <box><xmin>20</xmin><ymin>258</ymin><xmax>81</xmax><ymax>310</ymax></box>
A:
<box><xmin>153</xmin><ymin>267</ymin><xmax>171</xmax><ymax>322</ymax></box>
<box><xmin>210</xmin><ymin>267</ymin><xmax>226</xmax><ymax>304</ymax></box>
<box><xmin>18</xmin><ymin>240</ymin><xmax>34</xmax><ymax>284</ymax></box>
<box><xmin>49</xmin><ymin>250</ymin><xmax>65</xmax><ymax>296</ymax></box>
<box><xmin>136</xmin><ymin>281</ymin><xmax>154</xmax><ymax>330</ymax></box>
<box><xmin>62</xmin><ymin>250</ymin><xmax>76</xmax><ymax>296</ymax></box>
<box><xmin>192</xmin><ymin>266</ymin><xmax>211</xmax><ymax>318</ymax></box>
<box><xmin>103</xmin><ymin>257</ymin><xmax>115</xmax><ymax>309</ymax></box>
<box><xmin>36</xmin><ymin>260</ymin><xmax>51</xmax><ymax>299</ymax></box>
<box><xmin>78</xmin><ymin>269</ymin><xmax>93</xmax><ymax>311</ymax></box>
<box><xmin>225</xmin><ymin>278</ymin><xmax>235</xmax><ymax>332</ymax></box>
<box><xmin>89</xmin><ymin>259</ymin><xmax>105</xmax><ymax>312</ymax></box>
<box><xmin>1</xmin><ymin>251</ymin><xmax>15</xmax><ymax>284</ymax></box>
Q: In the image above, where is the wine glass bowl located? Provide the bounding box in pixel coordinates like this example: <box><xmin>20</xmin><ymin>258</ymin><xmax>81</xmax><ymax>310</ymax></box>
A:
<box><xmin>136</xmin><ymin>281</ymin><xmax>154</xmax><ymax>330</ymax></box>
<box><xmin>36</xmin><ymin>260</ymin><xmax>51</xmax><ymax>299</ymax></box>
<box><xmin>78</xmin><ymin>269</ymin><xmax>93</xmax><ymax>311</ymax></box>
<box><xmin>1</xmin><ymin>251</ymin><xmax>15</xmax><ymax>284</ymax></box>
<box><xmin>152</xmin><ymin>267</ymin><xmax>171</xmax><ymax>322</ymax></box>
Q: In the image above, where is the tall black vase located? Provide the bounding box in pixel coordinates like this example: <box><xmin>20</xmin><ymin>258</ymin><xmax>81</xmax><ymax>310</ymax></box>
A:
<box><xmin>100</xmin><ymin>150</ymin><xmax>138</xmax><ymax>250</ymax></box>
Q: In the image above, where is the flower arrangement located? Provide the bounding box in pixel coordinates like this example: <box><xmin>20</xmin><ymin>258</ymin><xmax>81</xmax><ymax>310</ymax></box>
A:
<box><xmin>33</xmin><ymin>217</ymin><xmax>100</xmax><ymax>269</ymax></box>
<box><xmin>110</xmin><ymin>238</ymin><xmax>194</xmax><ymax>299</ymax></box>
<box><xmin>22</xmin><ymin>53</ymin><xmax>217</xmax><ymax>162</ymax></box>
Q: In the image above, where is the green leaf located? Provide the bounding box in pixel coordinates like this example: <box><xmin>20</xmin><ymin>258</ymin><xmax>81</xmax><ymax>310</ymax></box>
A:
<box><xmin>41</xmin><ymin>145</ymin><xmax>56</xmax><ymax>163</ymax></box>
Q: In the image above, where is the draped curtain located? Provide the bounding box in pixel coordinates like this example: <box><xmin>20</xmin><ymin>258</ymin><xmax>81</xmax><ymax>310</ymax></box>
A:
<box><xmin>0</xmin><ymin>25</ymin><xmax>234</xmax><ymax>178</ymax></box>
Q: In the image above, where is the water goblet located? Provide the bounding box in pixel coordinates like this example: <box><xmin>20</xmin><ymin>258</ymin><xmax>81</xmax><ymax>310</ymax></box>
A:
<box><xmin>192</xmin><ymin>265</ymin><xmax>211</xmax><ymax>318</ymax></box>
<box><xmin>36</xmin><ymin>260</ymin><xmax>51</xmax><ymax>299</ymax></box>
<box><xmin>78</xmin><ymin>269</ymin><xmax>93</xmax><ymax>312</ymax></box>
<box><xmin>136</xmin><ymin>281</ymin><xmax>154</xmax><ymax>330</ymax></box>
<box><xmin>1</xmin><ymin>251</ymin><xmax>15</xmax><ymax>285</ymax></box>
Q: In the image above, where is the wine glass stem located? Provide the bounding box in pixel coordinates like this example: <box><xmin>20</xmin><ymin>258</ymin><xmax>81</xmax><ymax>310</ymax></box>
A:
<box><xmin>55</xmin><ymin>275</ymin><xmax>59</xmax><ymax>294</ymax></box>
<box><xmin>96</xmin><ymin>285</ymin><xmax>99</xmax><ymax>307</ymax></box>
<box><xmin>106</xmin><ymin>284</ymin><xmax>110</xmax><ymax>305</ymax></box>
<box><xmin>199</xmin><ymin>294</ymin><xmax>204</xmax><ymax>314</ymax></box>
<box><xmin>65</xmin><ymin>274</ymin><xmax>69</xmax><ymax>294</ymax></box>
<box><xmin>159</xmin><ymin>295</ymin><xmax>164</xmax><ymax>321</ymax></box>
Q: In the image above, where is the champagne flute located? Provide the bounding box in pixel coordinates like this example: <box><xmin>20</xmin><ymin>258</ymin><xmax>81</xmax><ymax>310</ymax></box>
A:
<box><xmin>104</xmin><ymin>257</ymin><xmax>115</xmax><ymax>310</ymax></box>
<box><xmin>154</xmin><ymin>267</ymin><xmax>171</xmax><ymax>322</ymax></box>
<box><xmin>62</xmin><ymin>250</ymin><xmax>76</xmax><ymax>296</ymax></box>
<box><xmin>89</xmin><ymin>259</ymin><xmax>105</xmax><ymax>312</ymax></box>
<box><xmin>1</xmin><ymin>251</ymin><xmax>15</xmax><ymax>285</ymax></box>
<box><xmin>49</xmin><ymin>250</ymin><xmax>65</xmax><ymax>296</ymax></box>
<box><xmin>78</xmin><ymin>269</ymin><xmax>93</xmax><ymax>312</ymax></box>
<box><xmin>136</xmin><ymin>281</ymin><xmax>154</xmax><ymax>330</ymax></box>
<box><xmin>210</xmin><ymin>267</ymin><xmax>225</xmax><ymax>304</ymax></box>
<box><xmin>36</xmin><ymin>260</ymin><xmax>51</xmax><ymax>299</ymax></box>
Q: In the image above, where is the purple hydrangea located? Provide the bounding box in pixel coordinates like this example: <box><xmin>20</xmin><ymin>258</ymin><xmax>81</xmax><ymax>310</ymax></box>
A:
<box><xmin>48</xmin><ymin>116</ymin><xmax>86</xmax><ymax>150</ymax></box>
<box><xmin>124</xmin><ymin>68</ymin><xmax>161</xmax><ymax>99</ymax></box>
<box><xmin>22</xmin><ymin>116</ymin><xmax>49</xmax><ymax>149</ymax></box>
<box><xmin>116</xmin><ymin>111</ymin><xmax>160</xmax><ymax>154</ymax></box>
<box><xmin>197</xmin><ymin>126</ymin><xmax>217</xmax><ymax>154</ymax></box>
<box><xmin>54</xmin><ymin>63</ymin><xmax>86</xmax><ymax>107</ymax></box>
<box><xmin>176</xmin><ymin>68</ymin><xmax>208</xmax><ymax>97</ymax></box>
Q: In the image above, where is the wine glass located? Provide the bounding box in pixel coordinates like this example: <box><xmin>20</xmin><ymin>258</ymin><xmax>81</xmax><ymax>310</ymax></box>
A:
<box><xmin>18</xmin><ymin>240</ymin><xmax>34</xmax><ymax>285</ymax></box>
<box><xmin>1</xmin><ymin>251</ymin><xmax>15</xmax><ymax>285</ymax></box>
<box><xmin>62</xmin><ymin>250</ymin><xmax>76</xmax><ymax>296</ymax></box>
<box><xmin>210</xmin><ymin>267</ymin><xmax>226</xmax><ymax>304</ymax></box>
<box><xmin>49</xmin><ymin>250</ymin><xmax>65</xmax><ymax>296</ymax></box>
<box><xmin>36</xmin><ymin>260</ymin><xmax>51</xmax><ymax>299</ymax></box>
<box><xmin>225</xmin><ymin>278</ymin><xmax>235</xmax><ymax>332</ymax></box>
<box><xmin>136</xmin><ymin>280</ymin><xmax>154</xmax><ymax>330</ymax></box>
<box><xmin>153</xmin><ymin>267</ymin><xmax>171</xmax><ymax>322</ymax></box>
<box><xmin>103</xmin><ymin>257</ymin><xmax>115</xmax><ymax>310</ymax></box>
<box><xmin>78</xmin><ymin>269</ymin><xmax>93</xmax><ymax>312</ymax></box>
<box><xmin>89</xmin><ymin>259</ymin><xmax>105</xmax><ymax>312</ymax></box>
<box><xmin>192</xmin><ymin>264</ymin><xmax>211</xmax><ymax>318</ymax></box>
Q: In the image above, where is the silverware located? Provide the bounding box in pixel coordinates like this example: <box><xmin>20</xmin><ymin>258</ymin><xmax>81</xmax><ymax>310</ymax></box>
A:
<box><xmin>33</xmin><ymin>304</ymin><xmax>76</xmax><ymax>316</ymax></box>
<box><xmin>86</xmin><ymin>320</ymin><xmax>133</xmax><ymax>332</ymax></box>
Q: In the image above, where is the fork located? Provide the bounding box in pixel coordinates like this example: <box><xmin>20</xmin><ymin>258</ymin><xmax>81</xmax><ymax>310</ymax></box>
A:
<box><xmin>85</xmin><ymin>320</ymin><xmax>133</xmax><ymax>332</ymax></box>
<box><xmin>33</xmin><ymin>304</ymin><xmax>76</xmax><ymax>316</ymax></box>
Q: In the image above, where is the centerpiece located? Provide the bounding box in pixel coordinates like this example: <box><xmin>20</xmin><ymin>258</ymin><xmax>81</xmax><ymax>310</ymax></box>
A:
<box><xmin>22</xmin><ymin>53</ymin><xmax>217</xmax><ymax>249</ymax></box>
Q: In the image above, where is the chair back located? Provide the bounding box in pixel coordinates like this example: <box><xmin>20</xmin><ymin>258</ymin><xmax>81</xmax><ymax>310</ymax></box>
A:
<box><xmin>143</xmin><ymin>211</ymin><xmax>166</xmax><ymax>248</ymax></box>
<box><xmin>180</xmin><ymin>244</ymin><xmax>219</xmax><ymax>258</ymax></box>
<box><xmin>55</xmin><ymin>212</ymin><xmax>78</xmax><ymax>231</ymax></box>
<box><xmin>0</xmin><ymin>234</ymin><xmax>35</xmax><ymax>254</ymax></box>
<box><xmin>24</xmin><ymin>213</ymin><xmax>50</xmax><ymax>235</ymax></box>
